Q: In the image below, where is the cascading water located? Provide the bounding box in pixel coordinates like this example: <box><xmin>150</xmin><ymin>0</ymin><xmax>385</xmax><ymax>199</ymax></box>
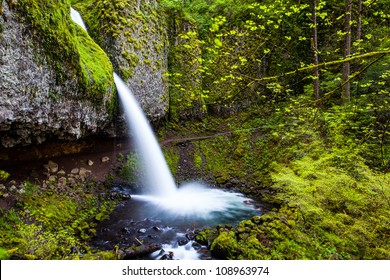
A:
<box><xmin>114</xmin><ymin>74</ymin><xmax>177</xmax><ymax>196</ymax></box>
<box><xmin>70</xmin><ymin>7</ymin><xmax>87</xmax><ymax>32</ymax></box>
<box><xmin>115</xmin><ymin>73</ymin><xmax>258</xmax><ymax>220</ymax></box>
<box><xmin>71</xmin><ymin>8</ymin><xmax>262</xmax><ymax>259</ymax></box>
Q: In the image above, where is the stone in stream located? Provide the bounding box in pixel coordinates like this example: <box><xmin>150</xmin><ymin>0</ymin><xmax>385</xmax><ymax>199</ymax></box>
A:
<box><xmin>186</xmin><ymin>231</ymin><xmax>195</xmax><ymax>240</ymax></box>
<box><xmin>159</xmin><ymin>251</ymin><xmax>174</xmax><ymax>260</ymax></box>
<box><xmin>177</xmin><ymin>238</ymin><xmax>189</xmax><ymax>246</ymax></box>
<box><xmin>122</xmin><ymin>243</ymin><xmax>162</xmax><ymax>260</ymax></box>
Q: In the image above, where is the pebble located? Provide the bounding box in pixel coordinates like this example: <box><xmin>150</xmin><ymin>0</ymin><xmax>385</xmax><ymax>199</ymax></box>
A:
<box><xmin>48</xmin><ymin>175</ymin><xmax>57</xmax><ymax>182</ymax></box>
<box><xmin>177</xmin><ymin>238</ymin><xmax>189</xmax><ymax>246</ymax></box>
<box><xmin>57</xmin><ymin>169</ymin><xmax>66</xmax><ymax>176</ymax></box>
<box><xmin>101</xmin><ymin>156</ymin><xmax>110</xmax><ymax>163</ymax></box>
<box><xmin>79</xmin><ymin>167</ymin><xmax>91</xmax><ymax>177</ymax></box>
<box><xmin>87</xmin><ymin>160</ymin><xmax>94</xmax><ymax>166</ymax></box>
<box><xmin>71</xmin><ymin>168</ymin><xmax>79</xmax><ymax>174</ymax></box>
<box><xmin>17</xmin><ymin>189</ymin><xmax>26</xmax><ymax>194</ymax></box>
<box><xmin>43</xmin><ymin>160</ymin><xmax>58</xmax><ymax>173</ymax></box>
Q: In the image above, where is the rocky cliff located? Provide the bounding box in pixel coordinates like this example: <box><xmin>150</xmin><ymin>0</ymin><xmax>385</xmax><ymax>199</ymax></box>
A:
<box><xmin>72</xmin><ymin>0</ymin><xmax>170</xmax><ymax>122</ymax></box>
<box><xmin>0</xmin><ymin>0</ymin><xmax>116</xmax><ymax>148</ymax></box>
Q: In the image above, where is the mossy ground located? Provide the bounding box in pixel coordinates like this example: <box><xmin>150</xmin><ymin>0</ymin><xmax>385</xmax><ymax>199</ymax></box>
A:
<box><xmin>160</xmin><ymin>93</ymin><xmax>389</xmax><ymax>260</ymax></box>
<box><xmin>0</xmin><ymin>179</ymin><xmax>120</xmax><ymax>260</ymax></box>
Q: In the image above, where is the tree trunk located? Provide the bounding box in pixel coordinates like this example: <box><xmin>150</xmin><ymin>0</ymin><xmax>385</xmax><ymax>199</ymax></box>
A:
<box><xmin>342</xmin><ymin>0</ymin><xmax>352</xmax><ymax>104</ymax></box>
<box><xmin>357</xmin><ymin>0</ymin><xmax>363</xmax><ymax>40</ymax></box>
<box><xmin>312</xmin><ymin>0</ymin><xmax>320</xmax><ymax>100</ymax></box>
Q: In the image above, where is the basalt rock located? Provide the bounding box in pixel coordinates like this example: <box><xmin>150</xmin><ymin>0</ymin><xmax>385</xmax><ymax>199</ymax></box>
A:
<box><xmin>0</xmin><ymin>0</ymin><xmax>116</xmax><ymax>148</ymax></box>
<box><xmin>73</xmin><ymin>0</ymin><xmax>169</xmax><ymax>123</ymax></box>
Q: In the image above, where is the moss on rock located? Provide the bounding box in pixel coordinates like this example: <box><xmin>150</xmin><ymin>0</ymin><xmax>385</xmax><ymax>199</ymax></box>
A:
<box><xmin>15</xmin><ymin>0</ymin><xmax>115</xmax><ymax>108</ymax></box>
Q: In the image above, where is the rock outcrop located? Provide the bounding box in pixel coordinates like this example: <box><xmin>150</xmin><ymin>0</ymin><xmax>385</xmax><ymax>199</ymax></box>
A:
<box><xmin>74</xmin><ymin>0</ymin><xmax>170</xmax><ymax>122</ymax></box>
<box><xmin>0</xmin><ymin>0</ymin><xmax>116</xmax><ymax>147</ymax></box>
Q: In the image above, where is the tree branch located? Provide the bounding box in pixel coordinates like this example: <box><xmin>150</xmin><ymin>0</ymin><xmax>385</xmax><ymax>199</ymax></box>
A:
<box><xmin>247</xmin><ymin>50</ymin><xmax>390</xmax><ymax>84</ymax></box>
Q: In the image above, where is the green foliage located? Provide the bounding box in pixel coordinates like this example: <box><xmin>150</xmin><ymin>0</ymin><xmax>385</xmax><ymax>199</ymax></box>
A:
<box><xmin>0</xmin><ymin>179</ymin><xmax>118</xmax><ymax>259</ymax></box>
<box><xmin>0</xmin><ymin>170</ymin><xmax>10</xmax><ymax>181</ymax></box>
<box><xmin>118</xmin><ymin>152</ymin><xmax>139</xmax><ymax>181</ymax></box>
<box><xmin>210</xmin><ymin>230</ymin><xmax>238</xmax><ymax>259</ymax></box>
<box><xmin>0</xmin><ymin>247</ymin><xmax>10</xmax><ymax>260</ymax></box>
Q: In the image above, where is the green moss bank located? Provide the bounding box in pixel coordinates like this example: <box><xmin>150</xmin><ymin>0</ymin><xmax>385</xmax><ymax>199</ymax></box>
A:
<box><xmin>15</xmin><ymin>0</ymin><xmax>115</xmax><ymax>111</ymax></box>
<box><xmin>160</xmin><ymin>94</ymin><xmax>389</xmax><ymax>260</ymax></box>
<box><xmin>0</xmin><ymin>178</ymin><xmax>121</xmax><ymax>260</ymax></box>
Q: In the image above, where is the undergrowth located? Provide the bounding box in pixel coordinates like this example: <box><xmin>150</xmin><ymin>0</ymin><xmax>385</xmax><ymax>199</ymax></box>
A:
<box><xmin>0</xmin><ymin>180</ymin><xmax>118</xmax><ymax>260</ymax></box>
<box><xmin>163</xmin><ymin>94</ymin><xmax>389</xmax><ymax>259</ymax></box>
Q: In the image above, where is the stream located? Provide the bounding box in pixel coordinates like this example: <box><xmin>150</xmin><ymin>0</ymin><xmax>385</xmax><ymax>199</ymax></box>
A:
<box><xmin>91</xmin><ymin>184</ymin><xmax>263</xmax><ymax>260</ymax></box>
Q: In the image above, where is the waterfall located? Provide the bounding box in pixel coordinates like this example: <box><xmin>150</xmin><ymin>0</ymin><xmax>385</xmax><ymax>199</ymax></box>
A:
<box><xmin>70</xmin><ymin>6</ymin><xmax>176</xmax><ymax>196</ymax></box>
<box><xmin>70</xmin><ymin>8</ymin><xmax>88</xmax><ymax>32</ymax></box>
<box><xmin>69</xmin><ymin>7</ymin><xmax>260</xmax><ymax>221</ymax></box>
<box><xmin>114</xmin><ymin>74</ymin><xmax>177</xmax><ymax>196</ymax></box>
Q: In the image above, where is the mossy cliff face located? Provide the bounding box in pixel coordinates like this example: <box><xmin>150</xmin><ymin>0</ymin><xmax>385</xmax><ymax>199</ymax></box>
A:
<box><xmin>0</xmin><ymin>0</ymin><xmax>115</xmax><ymax>147</ymax></box>
<box><xmin>72</xmin><ymin>0</ymin><xmax>169</xmax><ymax>122</ymax></box>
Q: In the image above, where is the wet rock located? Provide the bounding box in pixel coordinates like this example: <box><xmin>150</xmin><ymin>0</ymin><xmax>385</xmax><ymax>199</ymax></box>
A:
<box><xmin>186</xmin><ymin>231</ymin><xmax>195</xmax><ymax>240</ymax></box>
<box><xmin>198</xmin><ymin>248</ymin><xmax>212</xmax><ymax>260</ymax></box>
<box><xmin>160</xmin><ymin>251</ymin><xmax>174</xmax><ymax>260</ymax></box>
<box><xmin>122</xmin><ymin>243</ymin><xmax>162</xmax><ymax>260</ymax></box>
<box><xmin>177</xmin><ymin>238</ymin><xmax>189</xmax><ymax>246</ymax></box>
<box><xmin>121</xmin><ymin>227</ymin><xmax>131</xmax><ymax>234</ymax></box>
<box><xmin>192</xmin><ymin>242</ymin><xmax>202</xmax><ymax>250</ymax></box>
<box><xmin>101</xmin><ymin>156</ymin><xmax>110</xmax><ymax>163</ymax></box>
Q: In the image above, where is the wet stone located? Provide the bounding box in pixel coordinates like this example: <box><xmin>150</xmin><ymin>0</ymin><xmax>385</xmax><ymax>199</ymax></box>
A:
<box><xmin>191</xmin><ymin>242</ymin><xmax>202</xmax><ymax>250</ymax></box>
<box><xmin>186</xmin><ymin>231</ymin><xmax>195</xmax><ymax>240</ymax></box>
<box><xmin>160</xmin><ymin>251</ymin><xmax>174</xmax><ymax>260</ymax></box>
<box><xmin>177</xmin><ymin>238</ymin><xmax>189</xmax><ymax>246</ymax></box>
